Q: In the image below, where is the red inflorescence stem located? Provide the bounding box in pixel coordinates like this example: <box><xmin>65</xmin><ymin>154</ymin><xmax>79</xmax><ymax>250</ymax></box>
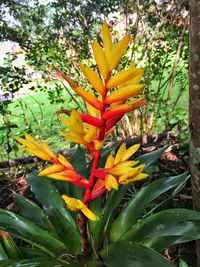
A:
<box><xmin>79</xmin><ymin>83</ymin><xmax>109</xmax><ymax>253</ymax></box>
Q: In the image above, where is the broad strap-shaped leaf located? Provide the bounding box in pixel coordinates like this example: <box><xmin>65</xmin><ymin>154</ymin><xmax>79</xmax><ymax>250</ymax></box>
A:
<box><xmin>19</xmin><ymin>247</ymin><xmax>47</xmax><ymax>258</ymax></box>
<box><xmin>144</xmin><ymin>234</ymin><xmax>200</xmax><ymax>253</ymax></box>
<box><xmin>110</xmin><ymin>173</ymin><xmax>188</xmax><ymax>241</ymax></box>
<box><xmin>136</xmin><ymin>146</ymin><xmax>167</xmax><ymax>169</ymax></box>
<box><xmin>101</xmin><ymin>241</ymin><xmax>174</xmax><ymax>267</ymax></box>
<box><xmin>0</xmin><ymin>243</ymin><xmax>8</xmax><ymax>260</ymax></box>
<box><xmin>89</xmin><ymin>196</ymin><xmax>103</xmax><ymax>232</ymax></box>
<box><xmin>15</xmin><ymin>193</ymin><xmax>54</xmax><ymax>233</ymax></box>
<box><xmin>0</xmin><ymin>231</ymin><xmax>22</xmax><ymax>259</ymax></box>
<box><xmin>27</xmin><ymin>171</ymin><xmax>75</xmax><ymax>226</ymax></box>
<box><xmin>93</xmin><ymin>186</ymin><xmax>128</xmax><ymax>251</ymax></box>
<box><xmin>46</xmin><ymin>206</ymin><xmax>82</xmax><ymax>255</ymax></box>
<box><xmin>70</xmin><ymin>145</ymin><xmax>88</xmax><ymax>177</ymax></box>
<box><xmin>68</xmin><ymin>145</ymin><xmax>87</xmax><ymax>198</ymax></box>
<box><xmin>121</xmin><ymin>209</ymin><xmax>200</xmax><ymax>244</ymax></box>
<box><xmin>0</xmin><ymin>208</ymin><xmax>66</xmax><ymax>256</ymax></box>
<box><xmin>0</xmin><ymin>257</ymin><xmax>82</xmax><ymax>267</ymax></box>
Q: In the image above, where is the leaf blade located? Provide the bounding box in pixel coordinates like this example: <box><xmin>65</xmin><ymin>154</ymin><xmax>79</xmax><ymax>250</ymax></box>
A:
<box><xmin>46</xmin><ymin>207</ymin><xmax>82</xmax><ymax>255</ymax></box>
<box><xmin>102</xmin><ymin>241</ymin><xmax>174</xmax><ymax>267</ymax></box>
<box><xmin>110</xmin><ymin>173</ymin><xmax>188</xmax><ymax>241</ymax></box>
<box><xmin>27</xmin><ymin>171</ymin><xmax>75</xmax><ymax>226</ymax></box>
<box><xmin>0</xmin><ymin>209</ymin><xmax>66</xmax><ymax>256</ymax></box>
<box><xmin>15</xmin><ymin>193</ymin><xmax>54</xmax><ymax>233</ymax></box>
<box><xmin>136</xmin><ymin>146</ymin><xmax>167</xmax><ymax>169</ymax></box>
<box><xmin>121</xmin><ymin>208</ymin><xmax>200</xmax><ymax>251</ymax></box>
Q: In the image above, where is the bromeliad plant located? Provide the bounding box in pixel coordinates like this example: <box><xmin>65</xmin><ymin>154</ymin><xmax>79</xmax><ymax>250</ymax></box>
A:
<box><xmin>0</xmin><ymin>22</ymin><xmax>200</xmax><ymax>266</ymax></box>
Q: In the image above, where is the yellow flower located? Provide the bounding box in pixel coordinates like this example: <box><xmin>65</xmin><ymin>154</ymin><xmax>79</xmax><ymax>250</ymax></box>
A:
<box><xmin>62</xmin><ymin>195</ymin><xmax>99</xmax><ymax>221</ymax></box>
<box><xmin>94</xmin><ymin>143</ymin><xmax>148</xmax><ymax>191</ymax></box>
<box><xmin>60</xmin><ymin>109</ymin><xmax>103</xmax><ymax>151</ymax></box>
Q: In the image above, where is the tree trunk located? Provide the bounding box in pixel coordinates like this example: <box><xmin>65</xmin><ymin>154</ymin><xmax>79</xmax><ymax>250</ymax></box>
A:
<box><xmin>189</xmin><ymin>1</ymin><xmax>200</xmax><ymax>265</ymax></box>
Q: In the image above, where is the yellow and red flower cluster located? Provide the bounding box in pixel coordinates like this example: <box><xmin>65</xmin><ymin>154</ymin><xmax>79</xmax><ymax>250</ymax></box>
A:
<box><xmin>15</xmin><ymin>21</ymin><xmax>148</xmax><ymax>221</ymax></box>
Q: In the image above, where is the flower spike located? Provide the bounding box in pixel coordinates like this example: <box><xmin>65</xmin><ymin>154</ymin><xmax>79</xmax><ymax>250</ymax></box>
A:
<box><xmin>60</xmin><ymin>109</ymin><xmax>102</xmax><ymax>151</ymax></box>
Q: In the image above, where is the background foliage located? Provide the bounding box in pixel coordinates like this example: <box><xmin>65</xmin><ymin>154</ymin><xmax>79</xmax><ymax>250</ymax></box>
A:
<box><xmin>0</xmin><ymin>0</ymin><xmax>189</xmax><ymax>158</ymax></box>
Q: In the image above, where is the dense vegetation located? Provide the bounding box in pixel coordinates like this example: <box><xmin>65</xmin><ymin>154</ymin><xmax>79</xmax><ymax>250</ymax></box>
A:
<box><xmin>0</xmin><ymin>1</ymin><xmax>197</xmax><ymax>266</ymax></box>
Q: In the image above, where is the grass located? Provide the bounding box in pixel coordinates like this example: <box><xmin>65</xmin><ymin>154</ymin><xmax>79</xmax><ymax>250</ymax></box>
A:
<box><xmin>0</xmin><ymin>88</ymin><xmax>85</xmax><ymax>161</ymax></box>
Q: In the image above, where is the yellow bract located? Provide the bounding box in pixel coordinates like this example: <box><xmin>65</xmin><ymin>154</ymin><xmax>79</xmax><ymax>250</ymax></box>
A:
<box><xmin>92</xmin><ymin>40</ymin><xmax>110</xmax><ymax>80</ymax></box>
<box><xmin>105</xmin><ymin>174</ymin><xmax>118</xmax><ymax>191</ymax></box>
<box><xmin>61</xmin><ymin>109</ymin><xmax>102</xmax><ymax>150</ymax></box>
<box><xmin>102</xmin><ymin>21</ymin><xmax>113</xmax><ymax>59</ymax></box>
<box><xmin>14</xmin><ymin>133</ymin><xmax>57</xmax><ymax>162</ymax></box>
<box><xmin>80</xmin><ymin>63</ymin><xmax>105</xmax><ymax>95</ymax></box>
<box><xmin>105</xmin><ymin>84</ymin><xmax>144</xmax><ymax>104</ymax></box>
<box><xmin>39</xmin><ymin>164</ymin><xmax>65</xmax><ymax>176</ymax></box>
<box><xmin>73</xmin><ymin>87</ymin><xmax>103</xmax><ymax>110</ymax></box>
<box><xmin>107</xmin><ymin>34</ymin><xmax>130</xmax><ymax>71</ymax></box>
<box><xmin>62</xmin><ymin>195</ymin><xmax>99</xmax><ymax>221</ymax></box>
<box><xmin>106</xmin><ymin>68</ymin><xmax>143</xmax><ymax>89</ymax></box>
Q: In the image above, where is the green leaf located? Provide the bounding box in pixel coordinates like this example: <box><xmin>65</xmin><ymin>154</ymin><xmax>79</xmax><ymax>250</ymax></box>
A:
<box><xmin>93</xmin><ymin>186</ymin><xmax>128</xmax><ymax>251</ymax></box>
<box><xmin>70</xmin><ymin>145</ymin><xmax>87</xmax><ymax>177</ymax></box>
<box><xmin>110</xmin><ymin>173</ymin><xmax>188</xmax><ymax>241</ymax></box>
<box><xmin>143</xmin><ymin>234</ymin><xmax>200</xmax><ymax>253</ymax></box>
<box><xmin>121</xmin><ymin>209</ymin><xmax>200</xmax><ymax>248</ymax></box>
<box><xmin>136</xmin><ymin>146</ymin><xmax>167</xmax><ymax>169</ymax></box>
<box><xmin>53</xmin><ymin>180</ymin><xmax>70</xmax><ymax>196</ymax></box>
<box><xmin>179</xmin><ymin>259</ymin><xmax>189</xmax><ymax>267</ymax></box>
<box><xmin>0</xmin><ymin>243</ymin><xmax>8</xmax><ymax>260</ymax></box>
<box><xmin>68</xmin><ymin>145</ymin><xmax>87</xmax><ymax>198</ymax></box>
<box><xmin>46</xmin><ymin>207</ymin><xmax>82</xmax><ymax>255</ymax></box>
<box><xmin>0</xmin><ymin>208</ymin><xmax>66</xmax><ymax>256</ymax></box>
<box><xmin>0</xmin><ymin>257</ymin><xmax>82</xmax><ymax>267</ymax></box>
<box><xmin>0</xmin><ymin>231</ymin><xmax>22</xmax><ymax>259</ymax></box>
<box><xmin>102</xmin><ymin>241</ymin><xmax>174</xmax><ymax>267</ymax></box>
<box><xmin>89</xmin><ymin>196</ymin><xmax>103</xmax><ymax>232</ymax></box>
<box><xmin>19</xmin><ymin>247</ymin><xmax>47</xmax><ymax>258</ymax></box>
<box><xmin>27</xmin><ymin>171</ymin><xmax>75</xmax><ymax>226</ymax></box>
<box><xmin>15</xmin><ymin>193</ymin><xmax>54</xmax><ymax>233</ymax></box>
